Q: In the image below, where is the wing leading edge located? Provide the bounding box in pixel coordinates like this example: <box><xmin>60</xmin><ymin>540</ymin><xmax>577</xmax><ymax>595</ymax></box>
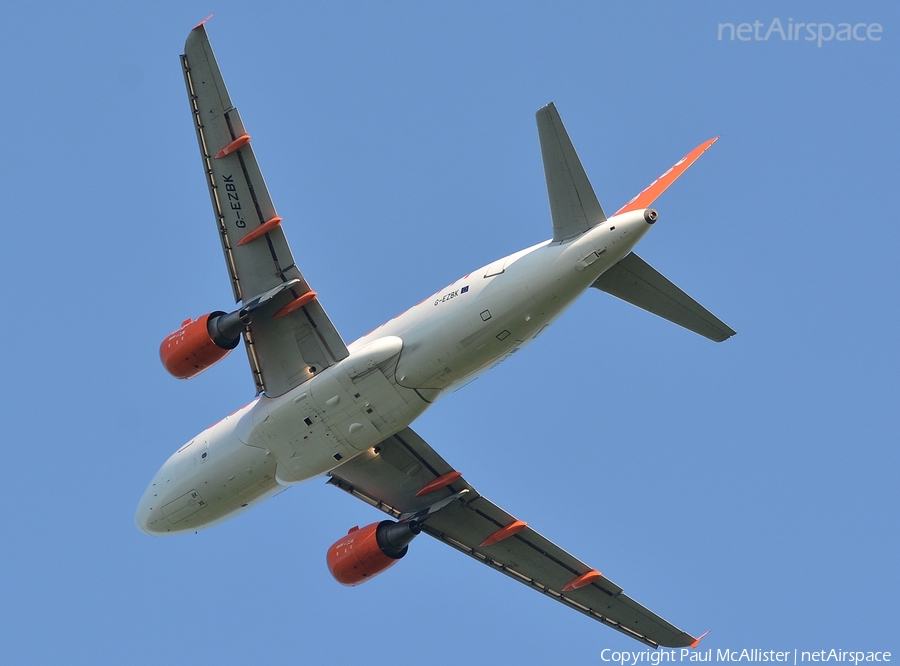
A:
<box><xmin>182</xmin><ymin>25</ymin><xmax>349</xmax><ymax>396</ymax></box>
<box><xmin>328</xmin><ymin>427</ymin><xmax>698</xmax><ymax>648</ymax></box>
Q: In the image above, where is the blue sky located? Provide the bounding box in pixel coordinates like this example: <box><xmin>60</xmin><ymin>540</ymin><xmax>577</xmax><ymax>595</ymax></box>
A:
<box><xmin>1</xmin><ymin>1</ymin><xmax>897</xmax><ymax>663</ymax></box>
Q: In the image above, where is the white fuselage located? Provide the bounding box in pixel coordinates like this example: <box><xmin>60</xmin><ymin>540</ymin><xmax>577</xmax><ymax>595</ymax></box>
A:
<box><xmin>135</xmin><ymin>209</ymin><xmax>653</xmax><ymax>534</ymax></box>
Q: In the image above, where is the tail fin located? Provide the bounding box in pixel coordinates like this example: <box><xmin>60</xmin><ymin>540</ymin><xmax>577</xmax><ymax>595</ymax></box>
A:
<box><xmin>615</xmin><ymin>137</ymin><xmax>718</xmax><ymax>216</ymax></box>
<box><xmin>536</xmin><ymin>103</ymin><xmax>606</xmax><ymax>242</ymax></box>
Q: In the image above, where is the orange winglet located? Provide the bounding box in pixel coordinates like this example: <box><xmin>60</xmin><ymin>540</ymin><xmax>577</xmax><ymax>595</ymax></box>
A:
<box><xmin>415</xmin><ymin>471</ymin><xmax>462</xmax><ymax>497</ymax></box>
<box><xmin>690</xmin><ymin>630</ymin><xmax>711</xmax><ymax>649</ymax></box>
<box><xmin>614</xmin><ymin>137</ymin><xmax>719</xmax><ymax>216</ymax></box>
<box><xmin>215</xmin><ymin>133</ymin><xmax>251</xmax><ymax>159</ymax></box>
<box><xmin>237</xmin><ymin>216</ymin><xmax>282</xmax><ymax>246</ymax></box>
<box><xmin>272</xmin><ymin>291</ymin><xmax>318</xmax><ymax>319</ymax></box>
<box><xmin>194</xmin><ymin>13</ymin><xmax>214</xmax><ymax>29</ymax></box>
<box><xmin>479</xmin><ymin>519</ymin><xmax>528</xmax><ymax>547</ymax></box>
<box><xmin>562</xmin><ymin>569</ymin><xmax>602</xmax><ymax>592</ymax></box>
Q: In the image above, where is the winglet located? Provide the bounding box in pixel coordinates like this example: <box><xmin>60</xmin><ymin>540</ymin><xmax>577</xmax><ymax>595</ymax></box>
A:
<box><xmin>194</xmin><ymin>13</ymin><xmax>214</xmax><ymax>30</ymax></box>
<box><xmin>689</xmin><ymin>630</ymin><xmax>711</xmax><ymax>649</ymax></box>
<box><xmin>614</xmin><ymin>137</ymin><xmax>718</xmax><ymax>216</ymax></box>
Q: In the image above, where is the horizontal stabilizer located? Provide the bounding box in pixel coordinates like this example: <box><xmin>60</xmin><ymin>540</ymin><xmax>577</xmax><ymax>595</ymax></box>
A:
<box><xmin>536</xmin><ymin>103</ymin><xmax>606</xmax><ymax>242</ymax></box>
<box><xmin>593</xmin><ymin>253</ymin><xmax>735</xmax><ymax>342</ymax></box>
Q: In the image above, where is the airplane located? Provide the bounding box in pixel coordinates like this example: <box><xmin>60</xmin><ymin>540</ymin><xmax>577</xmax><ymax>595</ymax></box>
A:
<box><xmin>136</xmin><ymin>20</ymin><xmax>734</xmax><ymax>650</ymax></box>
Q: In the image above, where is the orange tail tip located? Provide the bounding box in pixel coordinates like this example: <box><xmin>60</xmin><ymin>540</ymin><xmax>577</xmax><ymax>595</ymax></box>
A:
<box><xmin>614</xmin><ymin>137</ymin><xmax>719</xmax><ymax>216</ymax></box>
<box><xmin>690</xmin><ymin>630</ymin><xmax>711</xmax><ymax>649</ymax></box>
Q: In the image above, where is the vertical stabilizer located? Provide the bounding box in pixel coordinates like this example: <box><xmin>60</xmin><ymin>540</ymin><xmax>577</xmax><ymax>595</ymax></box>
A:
<box><xmin>536</xmin><ymin>103</ymin><xmax>606</xmax><ymax>242</ymax></box>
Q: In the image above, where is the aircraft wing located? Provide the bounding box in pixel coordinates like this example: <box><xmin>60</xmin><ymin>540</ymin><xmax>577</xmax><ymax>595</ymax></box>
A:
<box><xmin>182</xmin><ymin>24</ymin><xmax>349</xmax><ymax>397</ymax></box>
<box><xmin>328</xmin><ymin>427</ymin><xmax>699</xmax><ymax>648</ymax></box>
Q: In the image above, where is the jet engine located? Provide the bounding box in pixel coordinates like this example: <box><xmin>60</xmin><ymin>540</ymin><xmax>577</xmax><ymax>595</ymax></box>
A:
<box><xmin>160</xmin><ymin>309</ymin><xmax>247</xmax><ymax>379</ymax></box>
<box><xmin>159</xmin><ymin>279</ymin><xmax>308</xmax><ymax>379</ymax></box>
<box><xmin>327</xmin><ymin>520</ymin><xmax>421</xmax><ymax>586</ymax></box>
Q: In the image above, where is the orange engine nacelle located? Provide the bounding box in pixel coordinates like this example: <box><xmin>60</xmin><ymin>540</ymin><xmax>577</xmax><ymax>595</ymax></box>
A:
<box><xmin>327</xmin><ymin>520</ymin><xmax>421</xmax><ymax>586</ymax></box>
<box><xmin>159</xmin><ymin>311</ymin><xmax>241</xmax><ymax>379</ymax></box>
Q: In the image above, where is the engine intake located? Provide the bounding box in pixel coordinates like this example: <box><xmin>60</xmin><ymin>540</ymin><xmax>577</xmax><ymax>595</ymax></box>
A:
<box><xmin>327</xmin><ymin>520</ymin><xmax>421</xmax><ymax>586</ymax></box>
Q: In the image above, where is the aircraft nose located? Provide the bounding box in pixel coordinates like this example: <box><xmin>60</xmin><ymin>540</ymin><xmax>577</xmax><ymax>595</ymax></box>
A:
<box><xmin>135</xmin><ymin>482</ymin><xmax>167</xmax><ymax>536</ymax></box>
<box><xmin>135</xmin><ymin>495</ymin><xmax>157</xmax><ymax>535</ymax></box>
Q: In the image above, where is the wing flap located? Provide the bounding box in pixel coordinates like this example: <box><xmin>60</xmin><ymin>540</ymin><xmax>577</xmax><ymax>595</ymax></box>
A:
<box><xmin>328</xmin><ymin>427</ymin><xmax>697</xmax><ymax>648</ymax></box>
<box><xmin>182</xmin><ymin>25</ymin><xmax>349</xmax><ymax>396</ymax></box>
<box><xmin>593</xmin><ymin>252</ymin><xmax>736</xmax><ymax>342</ymax></box>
